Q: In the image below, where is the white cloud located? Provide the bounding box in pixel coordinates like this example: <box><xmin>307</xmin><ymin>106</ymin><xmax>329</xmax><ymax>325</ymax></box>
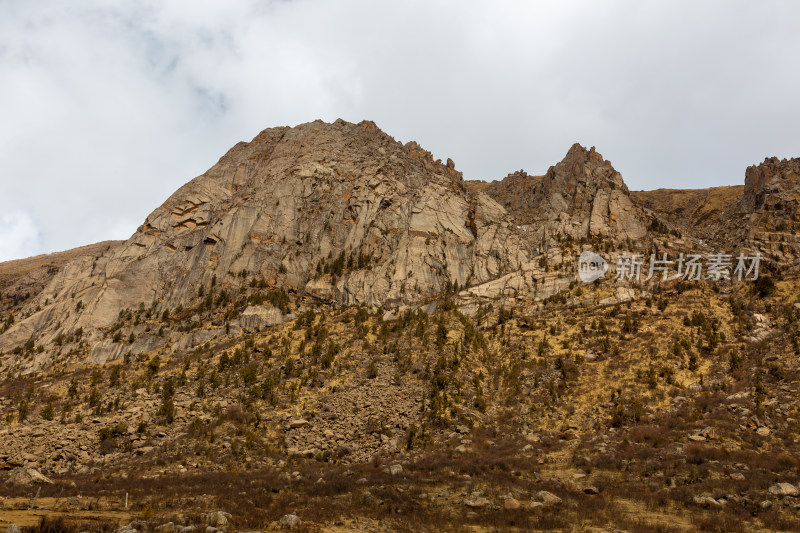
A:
<box><xmin>0</xmin><ymin>211</ymin><xmax>42</xmax><ymax>262</ymax></box>
<box><xmin>1</xmin><ymin>0</ymin><xmax>799</xmax><ymax>260</ymax></box>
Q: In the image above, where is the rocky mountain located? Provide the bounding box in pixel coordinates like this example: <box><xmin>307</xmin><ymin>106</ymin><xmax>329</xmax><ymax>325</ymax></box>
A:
<box><xmin>471</xmin><ymin>144</ymin><xmax>651</xmax><ymax>246</ymax></box>
<box><xmin>633</xmin><ymin>156</ymin><xmax>800</xmax><ymax>267</ymax></box>
<box><xmin>739</xmin><ymin>156</ymin><xmax>800</xmax><ymax>215</ymax></box>
<box><xmin>736</xmin><ymin>156</ymin><xmax>800</xmax><ymax>263</ymax></box>
<box><xmin>2</xmin><ymin>121</ymin><xmax>800</xmax><ymax>533</ymax></box>
<box><xmin>0</xmin><ymin>120</ymin><xmax>531</xmax><ymax>371</ymax></box>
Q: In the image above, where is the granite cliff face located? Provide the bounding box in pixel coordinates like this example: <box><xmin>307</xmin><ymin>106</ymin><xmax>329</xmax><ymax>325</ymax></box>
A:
<box><xmin>734</xmin><ymin>157</ymin><xmax>800</xmax><ymax>264</ymax></box>
<box><xmin>0</xmin><ymin>120</ymin><xmax>531</xmax><ymax>368</ymax></box>
<box><xmin>3</xmin><ymin>119</ymin><xmax>797</xmax><ymax>373</ymax></box>
<box><xmin>475</xmin><ymin>144</ymin><xmax>649</xmax><ymax>245</ymax></box>
<box><xmin>740</xmin><ymin>156</ymin><xmax>800</xmax><ymax>215</ymax></box>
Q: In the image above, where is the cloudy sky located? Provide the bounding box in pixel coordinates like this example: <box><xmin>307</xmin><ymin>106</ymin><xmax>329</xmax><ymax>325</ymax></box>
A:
<box><xmin>1</xmin><ymin>1</ymin><xmax>799</xmax><ymax>261</ymax></box>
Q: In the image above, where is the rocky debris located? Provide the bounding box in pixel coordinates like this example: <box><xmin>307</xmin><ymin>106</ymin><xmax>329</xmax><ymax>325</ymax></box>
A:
<box><xmin>688</xmin><ymin>426</ymin><xmax>717</xmax><ymax>441</ymax></box>
<box><xmin>464</xmin><ymin>491</ymin><xmax>491</xmax><ymax>508</ymax></box>
<box><xmin>117</xmin><ymin>521</ymin><xmax>152</xmax><ymax>533</ymax></box>
<box><xmin>746</xmin><ymin>313</ymin><xmax>774</xmax><ymax>343</ymax></box>
<box><xmin>768</xmin><ymin>483</ymin><xmax>800</xmax><ymax>497</ymax></box>
<box><xmin>744</xmin><ymin>416</ymin><xmax>772</xmax><ymax>437</ymax></box>
<box><xmin>240</xmin><ymin>305</ymin><xmax>294</xmax><ymax>332</ymax></box>
<box><xmin>459</xmin><ymin>259</ymin><xmax>569</xmax><ymax>305</ymax></box>
<box><xmin>727</xmin><ymin>391</ymin><xmax>750</xmax><ymax>401</ymax></box>
<box><xmin>279</xmin><ymin>514</ymin><xmax>302</xmax><ymax>528</ymax></box>
<box><xmin>203</xmin><ymin>511</ymin><xmax>231</xmax><ymax>528</ymax></box>
<box><xmin>694</xmin><ymin>495</ymin><xmax>723</xmax><ymax>507</ymax></box>
<box><xmin>536</xmin><ymin>490</ymin><xmax>562</xmax><ymax>505</ymax></box>
<box><xmin>4</xmin><ymin>466</ymin><xmax>52</xmax><ymax>486</ymax></box>
<box><xmin>5</xmin><ymin>525</ymin><xmax>20</xmax><ymax>533</ymax></box>
<box><xmin>283</xmin><ymin>359</ymin><xmax>423</xmax><ymax>463</ymax></box>
<box><xmin>687</xmin><ymin>382</ymin><xmax>703</xmax><ymax>394</ymax></box>
<box><xmin>598</xmin><ymin>286</ymin><xmax>638</xmax><ymax>306</ymax></box>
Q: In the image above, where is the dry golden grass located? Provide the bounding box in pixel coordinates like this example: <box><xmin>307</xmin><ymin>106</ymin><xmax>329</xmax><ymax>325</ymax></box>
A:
<box><xmin>632</xmin><ymin>186</ymin><xmax>743</xmax><ymax>235</ymax></box>
<box><xmin>2</xmin><ymin>258</ymin><xmax>799</xmax><ymax>531</ymax></box>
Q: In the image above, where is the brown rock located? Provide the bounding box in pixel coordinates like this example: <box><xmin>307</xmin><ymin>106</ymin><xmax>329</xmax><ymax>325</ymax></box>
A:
<box><xmin>476</xmin><ymin>144</ymin><xmax>648</xmax><ymax>244</ymax></box>
<box><xmin>4</xmin><ymin>467</ymin><xmax>53</xmax><ymax>486</ymax></box>
<box><xmin>504</xmin><ymin>498</ymin><xmax>521</xmax><ymax>510</ymax></box>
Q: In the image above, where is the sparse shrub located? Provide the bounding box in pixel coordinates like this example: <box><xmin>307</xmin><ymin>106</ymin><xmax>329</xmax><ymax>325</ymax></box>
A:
<box><xmin>147</xmin><ymin>354</ymin><xmax>161</xmax><ymax>377</ymax></box>
<box><xmin>40</xmin><ymin>403</ymin><xmax>55</xmax><ymax>421</ymax></box>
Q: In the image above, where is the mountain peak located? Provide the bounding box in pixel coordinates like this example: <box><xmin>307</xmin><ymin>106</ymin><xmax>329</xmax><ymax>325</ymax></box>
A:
<box><xmin>0</xmin><ymin>119</ymin><xmax>526</xmax><ymax>371</ymax></box>
<box><xmin>741</xmin><ymin>155</ymin><xmax>800</xmax><ymax>214</ymax></box>
<box><xmin>474</xmin><ymin>143</ymin><xmax>645</xmax><ymax>243</ymax></box>
<box><xmin>546</xmin><ymin>143</ymin><xmax>628</xmax><ymax>193</ymax></box>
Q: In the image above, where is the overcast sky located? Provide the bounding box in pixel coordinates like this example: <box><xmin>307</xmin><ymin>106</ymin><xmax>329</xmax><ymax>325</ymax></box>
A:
<box><xmin>1</xmin><ymin>1</ymin><xmax>799</xmax><ymax>261</ymax></box>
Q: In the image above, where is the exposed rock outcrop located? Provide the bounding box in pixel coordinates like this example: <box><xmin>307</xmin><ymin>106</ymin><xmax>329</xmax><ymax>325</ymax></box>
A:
<box><xmin>530</xmin><ymin>144</ymin><xmax>648</xmax><ymax>243</ymax></box>
<box><xmin>740</xmin><ymin>156</ymin><xmax>800</xmax><ymax>215</ymax></box>
<box><xmin>475</xmin><ymin>144</ymin><xmax>649</xmax><ymax>245</ymax></box>
<box><xmin>0</xmin><ymin>120</ymin><xmax>531</xmax><ymax>369</ymax></box>
<box><xmin>4</xmin><ymin>466</ymin><xmax>53</xmax><ymax>486</ymax></box>
<box><xmin>733</xmin><ymin>157</ymin><xmax>800</xmax><ymax>263</ymax></box>
<box><xmin>240</xmin><ymin>305</ymin><xmax>294</xmax><ymax>332</ymax></box>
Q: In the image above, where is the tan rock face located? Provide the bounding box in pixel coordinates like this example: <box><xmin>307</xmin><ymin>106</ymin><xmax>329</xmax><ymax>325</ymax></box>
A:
<box><xmin>476</xmin><ymin>144</ymin><xmax>649</xmax><ymax>244</ymax></box>
<box><xmin>729</xmin><ymin>156</ymin><xmax>800</xmax><ymax>263</ymax></box>
<box><xmin>534</xmin><ymin>144</ymin><xmax>648</xmax><ymax>242</ymax></box>
<box><xmin>240</xmin><ymin>306</ymin><xmax>294</xmax><ymax>332</ymax></box>
<box><xmin>0</xmin><ymin>119</ymin><xmax>530</xmax><ymax>368</ymax></box>
<box><xmin>741</xmin><ymin>156</ymin><xmax>800</xmax><ymax>215</ymax></box>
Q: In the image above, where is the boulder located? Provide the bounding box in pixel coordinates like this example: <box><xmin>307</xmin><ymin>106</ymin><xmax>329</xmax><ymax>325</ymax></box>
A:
<box><xmin>203</xmin><ymin>511</ymin><xmax>231</xmax><ymax>528</ymax></box>
<box><xmin>279</xmin><ymin>514</ymin><xmax>301</xmax><ymax>528</ymax></box>
<box><xmin>536</xmin><ymin>491</ymin><xmax>562</xmax><ymax>505</ymax></box>
<box><xmin>693</xmin><ymin>495</ymin><xmax>722</xmax><ymax>507</ymax></box>
<box><xmin>503</xmin><ymin>498</ymin><xmax>521</xmax><ymax>510</ymax></box>
<box><xmin>4</xmin><ymin>467</ymin><xmax>52</xmax><ymax>486</ymax></box>
<box><xmin>464</xmin><ymin>493</ymin><xmax>491</xmax><ymax>508</ymax></box>
<box><xmin>286</xmin><ymin>418</ymin><xmax>310</xmax><ymax>430</ymax></box>
<box><xmin>383</xmin><ymin>464</ymin><xmax>403</xmax><ymax>476</ymax></box>
<box><xmin>769</xmin><ymin>483</ymin><xmax>800</xmax><ymax>497</ymax></box>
